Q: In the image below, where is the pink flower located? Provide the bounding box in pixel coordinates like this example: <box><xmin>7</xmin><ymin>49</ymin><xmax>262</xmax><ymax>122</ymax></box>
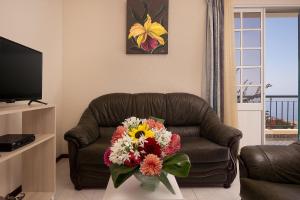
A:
<box><xmin>111</xmin><ymin>126</ymin><xmax>126</xmax><ymax>144</ymax></box>
<box><xmin>140</xmin><ymin>154</ymin><xmax>162</xmax><ymax>176</ymax></box>
<box><xmin>141</xmin><ymin>37</ymin><xmax>158</xmax><ymax>52</ymax></box>
<box><xmin>104</xmin><ymin>148</ymin><xmax>112</xmax><ymax>167</ymax></box>
<box><xmin>145</xmin><ymin>119</ymin><xmax>164</xmax><ymax>130</ymax></box>
<box><xmin>124</xmin><ymin>152</ymin><xmax>141</xmax><ymax>167</ymax></box>
<box><xmin>163</xmin><ymin>134</ymin><xmax>181</xmax><ymax>156</ymax></box>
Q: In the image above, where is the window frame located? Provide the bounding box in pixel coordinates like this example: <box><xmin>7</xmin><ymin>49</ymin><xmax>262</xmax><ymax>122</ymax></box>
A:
<box><xmin>234</xmin><ymin>8</ymin><xmax>265</xmax><ymax>111</ymax></box>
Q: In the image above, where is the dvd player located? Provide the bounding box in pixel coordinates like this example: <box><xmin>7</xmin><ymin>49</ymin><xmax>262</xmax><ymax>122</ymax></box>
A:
<box><xmin>0</xmin><ymin>134</ymin><xmax>35</xmax><ymax>152</ymax></box>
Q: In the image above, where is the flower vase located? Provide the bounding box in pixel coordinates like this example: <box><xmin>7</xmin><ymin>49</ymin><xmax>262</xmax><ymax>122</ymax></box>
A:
<box><xmin>134</xmin><ymin>172</ymin><xmax>160</xmax><ymax>191</ymax></box>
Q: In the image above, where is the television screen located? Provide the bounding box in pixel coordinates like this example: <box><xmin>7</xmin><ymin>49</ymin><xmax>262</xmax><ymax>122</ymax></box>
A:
<box><xmin>0</xmin><ymin>37</ymin><xmax>42</xmax><ymax>102</ymax></box>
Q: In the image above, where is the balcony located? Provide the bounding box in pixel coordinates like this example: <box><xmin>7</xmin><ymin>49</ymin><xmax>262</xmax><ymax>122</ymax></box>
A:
<box><xmin>265</xmin><ymin>95</ymin><xmax>299</xmax><ymax>145</ymax></box>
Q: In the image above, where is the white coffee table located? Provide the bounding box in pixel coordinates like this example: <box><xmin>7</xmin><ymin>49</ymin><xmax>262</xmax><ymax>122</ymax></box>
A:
<box><xmin>102</xmin><ymin>174</ymin><xmax>184</xmax><ymax>200</ymax></box>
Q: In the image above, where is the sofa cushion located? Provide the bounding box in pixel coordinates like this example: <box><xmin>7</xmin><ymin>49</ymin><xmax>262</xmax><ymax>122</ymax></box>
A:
<box><xmin>167</xmin><ymin>126</ymin><xmax>201</xmax><ymax>137</ymax></box>
<box><xmin>165</xmin><ymin>93</ymin><xmax>211</xmax><ymax>126</ymax></box>
<box><xmin>181</xmin><ymin>137</ymin><xmax>230</xmax><ymax>163</ymax></box>
<box><xmin>78</xmin><ymin>137</ymin><xmax>111</xmax><ymax>166</ymax></box>
<box><xmin>240</xmin><ymin>144</ymin><xmax>300</xmax><ymax>184</ymax></box>
<box><xmin>99</xmin><ymin>127</ymin><xmax>115</xmax><ymax>138</ymax></box>
<box><xmin>240</xmin><ymin>178</ymin><xmax>300</xmax><ymax>200</ymax></box>
<box><xmin>89</xmin><ymin>93</ymin><xmax>167</xmax><ymax>127</ymax></box>
<box><xmin>88</xmin><ymin>93</ymin><xmax>213</xmax><ymax>127</ymax></box>
<box><xmin>78</xmin><ymin>136</ymin><xmax>230</xmax><ymax>166</ymax></box>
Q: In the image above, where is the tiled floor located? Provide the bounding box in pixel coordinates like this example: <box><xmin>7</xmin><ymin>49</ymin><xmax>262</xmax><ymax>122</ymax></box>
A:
<box><xmin>265</xmin><ymin>138</ymin><xmax>297</xmax><ymax>145</ymax></box>
<box><xmin>55</xmin><ymin>159</ymin><xmax>241</xmax><ymax>200</ymax></box>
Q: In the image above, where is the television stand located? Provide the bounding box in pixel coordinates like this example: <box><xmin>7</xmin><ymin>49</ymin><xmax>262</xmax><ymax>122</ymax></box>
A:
<box><xmin>28</xmin><ymin>100</ymin><xmax>48</xmax><ymax>106</ymax></box>
<box><xmin>0</xmin><ymin>104</ymin><xmax>56</xmax><ymax>199</ymax></box>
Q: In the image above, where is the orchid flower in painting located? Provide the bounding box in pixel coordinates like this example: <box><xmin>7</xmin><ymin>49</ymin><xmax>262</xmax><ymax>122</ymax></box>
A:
<box><xmin>128</xmin><ymin>14</ymin><xmax>167</xmax><ymax>52</ymax></box>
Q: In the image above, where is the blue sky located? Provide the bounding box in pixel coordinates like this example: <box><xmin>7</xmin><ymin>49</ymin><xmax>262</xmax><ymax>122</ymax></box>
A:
<box><xmin>265</xmin><ymin>16</ymin><xmax>298</xmax><ymax>95</ymax></box>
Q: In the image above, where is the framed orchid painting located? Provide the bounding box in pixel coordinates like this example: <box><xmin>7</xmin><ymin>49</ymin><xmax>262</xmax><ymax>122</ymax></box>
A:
<box><xmin>126</xmin><ymin>0</ymin><xmax>169</xmax><ymax>54</ymax></box>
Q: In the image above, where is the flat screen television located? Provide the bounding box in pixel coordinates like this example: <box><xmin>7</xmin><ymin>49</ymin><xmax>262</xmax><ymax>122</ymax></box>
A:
<box><xmin>0</xmin><ymin>37</ymin><xmax>43</xmax><ymax>104</ymax></box>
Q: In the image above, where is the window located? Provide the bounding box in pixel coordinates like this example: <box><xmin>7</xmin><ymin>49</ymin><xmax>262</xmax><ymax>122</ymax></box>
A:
<box><xmin>235</xmin><ymin>8</ymin><xmax>300</xmax><ymax>146</ymax></box>
<box><xmin>234</xmin><ymin>10</ymin><xmax>263</xmax><ymax>104</ymax></box>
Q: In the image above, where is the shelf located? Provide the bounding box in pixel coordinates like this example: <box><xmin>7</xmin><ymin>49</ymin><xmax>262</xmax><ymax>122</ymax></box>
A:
<box><xmin>0</xmin><ymin>133</ymin><xmax>55</xmax><ymax>163</ymax></box>
<box><xmin>0</xmin><ymin>104</ymin><xmax>54</xmax><ymax>116</ymax></box>
<box><xmin>0</xmin><ymin>104</ymin><xmax>56</xmax><ymax>197</ymax></box>
<box><xmin>23</xmin><ymin>192</ymin><xmax>54</xmax><ymax>200</ymax></box>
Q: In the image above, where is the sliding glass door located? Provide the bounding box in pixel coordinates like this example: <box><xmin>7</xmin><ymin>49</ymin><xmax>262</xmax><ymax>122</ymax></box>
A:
<box><xmin>265</xmin><ymin>11</ymin><xmax>299</xmax><ymax>145</ymax></box>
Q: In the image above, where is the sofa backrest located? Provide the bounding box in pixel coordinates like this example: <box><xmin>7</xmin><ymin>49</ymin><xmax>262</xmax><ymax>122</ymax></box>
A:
<box><xmin>87</xmin><ymin>93</ymin><xmax>218</xmax><ymax>137</ymax></box>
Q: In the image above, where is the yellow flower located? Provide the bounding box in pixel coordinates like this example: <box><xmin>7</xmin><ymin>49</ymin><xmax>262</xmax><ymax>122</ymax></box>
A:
<box><xmin>128</xmin><ymin>14</ymin><xmax>168</xmax><ymax>48</ymax></box>
<box><xmin>129</xmin><ymin>123</ymin><xmax>154</xmax><ymax>142</ymax></box>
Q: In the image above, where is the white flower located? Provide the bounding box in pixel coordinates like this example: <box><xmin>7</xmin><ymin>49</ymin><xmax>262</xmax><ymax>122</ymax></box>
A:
<box><xmin>154</xmin><ymin>128</ymin><xmax>172</xmax><ymax>147</ymax></box>
<box><xmin>109</xmin><ymin>135</ymin><xmax>133</xmax><ymax>165</ymax></box>
<box><xmin>133</xmin><ymin>150</ymin><xmax>141</xmax><ymax>159</ymax></box>
<box><xmin>138</xmin><ymin>135</ymin><xmax>146</xmax><ymax>147</ymax></box>
<box><xmin>122</xmin><ymin>117</ymin><xmax>144</xmax><ymax>130</ymax></box>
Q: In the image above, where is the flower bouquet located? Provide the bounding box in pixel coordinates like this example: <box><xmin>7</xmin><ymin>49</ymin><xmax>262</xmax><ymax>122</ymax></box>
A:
<box><xmin>104</xmin><ymin>117</ymin><xmax>191</xmax><ymax>194</ymax></box>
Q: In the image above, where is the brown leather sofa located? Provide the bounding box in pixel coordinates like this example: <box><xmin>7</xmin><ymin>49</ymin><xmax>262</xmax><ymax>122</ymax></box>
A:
<box><xmin>239</xmin><ymin>142</ymin><xmax>300</xmax><ymax>200</ymax></box>
<box><xmin>64</xmin><ymin>93</ymin><xmax>242</xmax><ymax>189</ymax></box>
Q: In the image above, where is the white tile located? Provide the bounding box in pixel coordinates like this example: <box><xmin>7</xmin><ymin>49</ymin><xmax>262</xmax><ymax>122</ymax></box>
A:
<box><xmin>55</xmin><ymin>159</ymin><xmax>105</xmax><ymax>200</ymax></box>
<box><xmin>181</xmin><ymin>188</ymin><xmax>198</xmax><ymax>200</ymax></box>
<box><xmin>55</xmin><ymin>159</ymin><xmax>241</xmax><ymax>200</ymax></box>
<box><xmin>193</xmin><ymin>177</ymin><xmax>240</xmax><ymax>200</ymax></box>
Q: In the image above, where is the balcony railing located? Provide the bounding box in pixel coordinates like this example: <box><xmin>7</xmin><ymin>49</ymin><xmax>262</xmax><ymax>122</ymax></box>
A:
<box><xmin>265</xmin><ymin>95</ymin><xmax>298</xmax><ymax>129</ymax></box>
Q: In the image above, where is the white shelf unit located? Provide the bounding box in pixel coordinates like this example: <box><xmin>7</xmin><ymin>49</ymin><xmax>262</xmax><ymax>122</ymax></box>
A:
<box><xmin>0</xmin><ymin>104</ymin><xmax>56</xmax><ymax>200</ymax></box>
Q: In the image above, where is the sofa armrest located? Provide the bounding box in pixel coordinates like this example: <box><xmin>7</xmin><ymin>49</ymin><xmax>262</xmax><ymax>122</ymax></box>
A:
<box><xmin>64</xmin><ymin>125</ymin><xmax>99</xmax><ymax>148</ymax></box>
<box><xmin>203</xmin><ymin>123</ymin><xmax>242</xmax><ymax>147</ymax></box>
<box><xmin>239</xmin><ymin>144</ymin><xmax>300</xmax><ymax>184</ymax></box>
<box><xmin>64</xmin><ymin>107</ymin><xmax>100</xmax><ymax>148</ymax></box>
<box><xmin>202</xmin><ymin>124</ymin><xmax>242</xmax><ymax>163</ymax></box>
<box><xmin>202</xmin><ymin>123</ymin><xmax>242</xmax><ymax>150</ymax></box>
<box><xmin>67</xmin><ymin>140</ymin><xmax>81</xmax><ymax>189</ymax></box>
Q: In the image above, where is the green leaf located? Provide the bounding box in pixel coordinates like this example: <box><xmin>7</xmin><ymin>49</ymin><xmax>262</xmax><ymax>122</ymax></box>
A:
<box><xmin>149</xmin><ymin>116</ymin><xmax>165</xmax><ymax>124</ymax></box>
<box><xmin>163</xmin><ymin>153</ymin><xmax>191</xmax><ymax>177</ymax></box>
<box><xmin>109</xmin><ymin>164</ymin><xmax>138</xmax><ymax>188</ymax></box>
<box><xmin>131</xmin><ymin>37</ymin><xmax>137</xmax><ymax>46</ymax></box>
<box><xmin>153</xmin><ymin>4</ymin><xmax>165</xmax><ymax>21</ymax></box>
<box><xmin>151</xmin><ymin>45</ymin><xmax>165</xmax><ymax>54</ymax></box>
<box><xmin>158</xmin><ymin>171</ymin><xmax>175</xmax><ymax>194</ymax></box>
<box><xmin>130</xmin><ymin>8</ymin><xmax>143</xmax><ymax>24</ymax></box>
<box><xmin>141</xmin><ymin>1</ymin><xmax>148</xmax><ymax>21</ymax></box>
<box><xmin>159</xmin><ymin>17</ymin><xmax>165</xmax><ymax>27</ymax></box>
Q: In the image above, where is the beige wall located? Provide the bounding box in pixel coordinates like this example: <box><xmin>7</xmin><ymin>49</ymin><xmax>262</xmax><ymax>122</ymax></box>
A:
<box><xmin>235</xmin><ymin>0</ymin><xmax>300</xmax><ymax>6</ymax></box>
<box><xmin>62</xmin><ymin>0</ymin><xmax>206</xmax><ymax>152</ymax></box>
<box><xmin>0</xmin><ymin>0</ymin><xmax>63</xmax><ymax>195</ymax></box>
<box><xmin>0</xmin><ymin>0</ymin><xmax>64</xmax><ymax>154</ymax></box>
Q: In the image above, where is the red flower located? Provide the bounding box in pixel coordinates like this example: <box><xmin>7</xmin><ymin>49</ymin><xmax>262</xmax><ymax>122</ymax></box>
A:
<box><xmin>141</xmin><ymin>37</ymin><xmax>158</xmax><ymax>52</ymax></box>
<box><xmin>103</xmin><ymin>148</ymin><xmax>112</xmax><ymax>167</ymax></box>
<box><xmin>124</xmin><ymin>152</ymin><xmax>141</xmax><ymax>167</ymax></box>
<box><xmin>163</xmin><ymin>134</ymin><xmax>181</xmax><ymax>156</ymax></box>
<box><xmin>111</xmin><ymin>126</ymin><xmax>126</xmax><ymax>144</ymax></box>
<box><xmin>140</xmin><ymin>138</ymin><xmax>162</xmax><ymax>157</ymax></box>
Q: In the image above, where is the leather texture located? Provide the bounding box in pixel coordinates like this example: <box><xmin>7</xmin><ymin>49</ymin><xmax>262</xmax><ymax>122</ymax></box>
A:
<box><xmin>65</xmin><ymin>108</ymin><xmax>100</xmax><ymax>148</ymax></box>
<box><xmin>181</xmin><ymin>137</ymin><xmax>230</xmax><ymax>163</ymax></box>
<box><xmin>240</xmin><ymin>178</ymin><xmax>300</xmax><ymax>200</ymax></box>
<box><xmin>64</xmin><ymin>93</ymin><xmax>242</xmax><ymax>189</ymax></box>
<box><xmin>239</xmin><ymin>142</ymin><xmax>300</xmax><ymax>200</ymax></box>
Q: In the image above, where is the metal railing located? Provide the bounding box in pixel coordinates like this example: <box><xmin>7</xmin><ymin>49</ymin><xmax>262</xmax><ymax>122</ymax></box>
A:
<box><xmin>265</xmin><ymin>95</ymin><xmax>298</xmax><ymax>129</ymax></box>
